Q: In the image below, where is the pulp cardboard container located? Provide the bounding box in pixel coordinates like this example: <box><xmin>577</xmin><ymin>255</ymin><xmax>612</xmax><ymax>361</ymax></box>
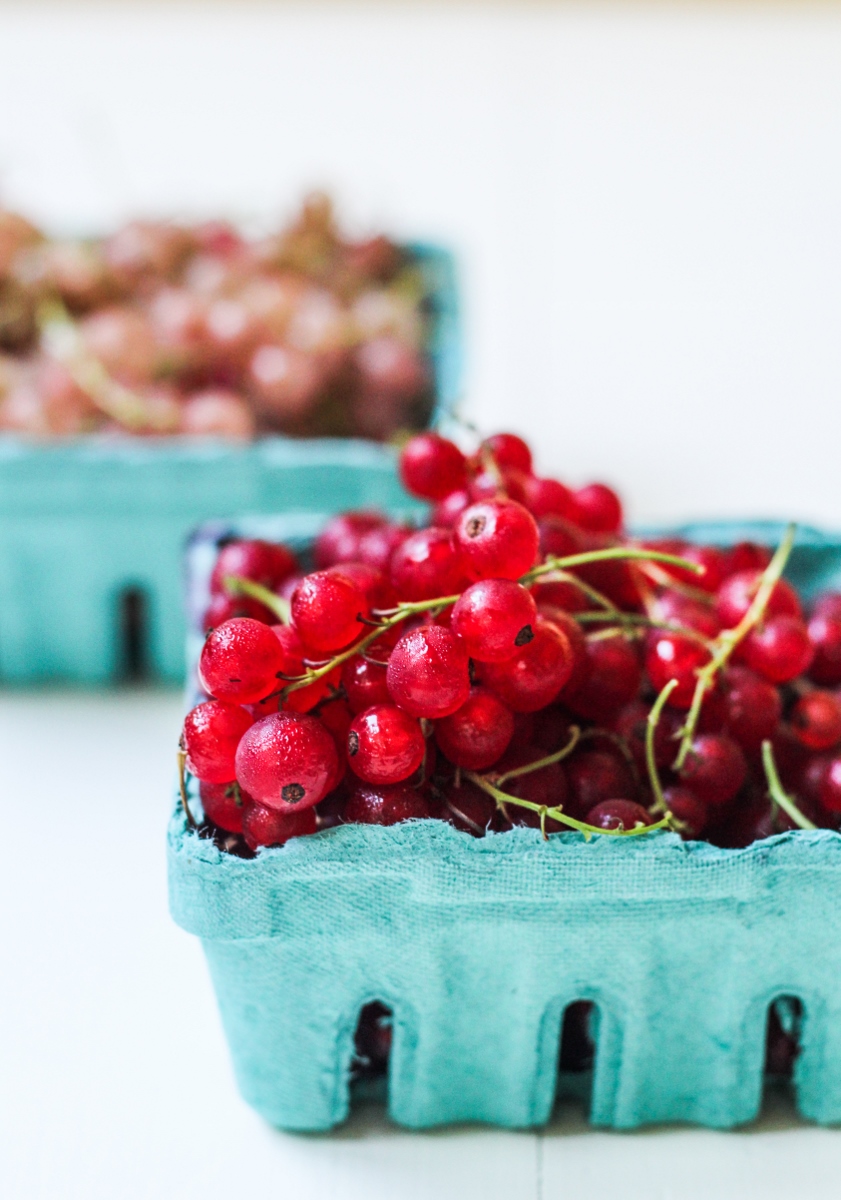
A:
<box><xmin>168</xmin><ymin>517</ymin><xmax>841</xmax><ymax>1131</ymax></box>
<box><xmin>0</xmin><ymin>243</ymin><xmax>458</xmax><ymax>684</ymax></box>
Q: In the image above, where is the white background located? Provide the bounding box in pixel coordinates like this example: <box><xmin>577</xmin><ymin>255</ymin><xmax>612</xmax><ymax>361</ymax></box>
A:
<box><xmin>4</xmin><ymin>4</ymin><xmax>841</xmax><ymax>1197</ymax></box>
<box><xmin>2</xmin><ymin>2</ymin><xmax>841</xmax><ymax>526</ymax></box>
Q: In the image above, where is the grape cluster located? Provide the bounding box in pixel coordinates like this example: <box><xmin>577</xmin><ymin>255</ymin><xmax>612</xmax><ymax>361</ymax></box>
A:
<box><xmin>0</xmin><ymin>196</ymin><xmax>433</xmax><ymax>439</ymax></box>
<box><xmin>181</xmin><ymin>429</ymin><xmax>841</xmax><ymax>855</ymax></box>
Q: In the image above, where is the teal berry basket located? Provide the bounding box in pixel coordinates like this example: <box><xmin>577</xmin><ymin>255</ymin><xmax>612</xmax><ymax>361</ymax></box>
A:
<box><xmin>0</xmin><ymin>243</ymin><xmax>459</xmax><ymax>685</ymax></box>
<box><xmin>168</xmin><ymin>517</ymin><xmax>841</xmax><ymax>1132</ymax></box>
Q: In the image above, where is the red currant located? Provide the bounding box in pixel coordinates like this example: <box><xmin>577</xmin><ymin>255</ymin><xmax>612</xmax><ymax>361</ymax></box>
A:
<box><xmin>314</xmin><ymin>511</ymin><xmax>385</xmax><ymax>569</ymax></box>
<box><xmin>644</xmin><ymin>631</ymin><xmax>711</xmax><ymax>709</ymax></box>
<box><xmin>586</xmin><ymin>799</ymin><xmax>650</xmax><ymax>831</ymax></box>
<box><xmin>791</xmin><ymin>691</ymin><xmax>841</xmax><ymax>751</ymax></box>
<box><xmin>344</xmin><ymin>782</ymin><xmax>431</xmax><ymax>824</ymax></box>
<box><xmin>441</xmin><ymin>780</ymin><xmax>499</xmax><ymax>836</ymax></box>
<box><xmin>235</xmin><ymin>712</ymin><xmax>338</xmax><ymax>811</ymax></box>
<box><xmin>820</xmin><ymin>756</ymin><xmax>841</xmax><ymax>814</ymax></box>
<box><xmin>654</xmin><ymin>590</ymin><xmax>721</xmax><ymax>639</ymax></box>
<box><xmin>198</xmin><ymin>617</ymin><xmax>286</xmax><ymax>704</ymax></box>
<box><xmin>721</xmin><ymin>665</ymin><xmax>781</xmax><ymax>751</ymax></box>
<box><xmin>573</xmin><ymin>484</ymin><xmax>622</xmax><ymax>534</ymax></box>
<box><xmin>716</xmin><ymin>570</ymin><xmax>801</xmax><ymax>629</ymax></box>
<box><xmin>807</xmin><ymin>613</ymin><xmax>841</xmax><ymax>686</ymax></box>
<box><xmin>434</xmin><ymin>687</ymin><xmax>514</xmax><ymax>769</ymax></box>
<box><xmin>430</xmin><ymin>488</ymin><xmax>470</xmax><ymax>528</ymax></box>
<box><xmin>530</xmin><ymin>577</ymin><xmax>589</xmax><ymax>615</ymax></box>
<box><xmin>399</xmin><ymin>432</ymin><xmax>467</xmax><ymax>500</ymax></box>
<box><xmin>523</xmin><ymin>476</ymin><xmax>576</xmax><ymax>521</ymax></box>
<box><xmin>454</xmin><ymin>499</ymin><xmax>539</xmax><ymax>582</ymax></box>
<box><xmin>387</xmin><ymin>625</ymin><xmax>471</xmax><ymax>718</ymax></box>
<box><xmin>200</xmin><ymin>780</ymin><xmax>249</xmax><ymax>833</ymax></box>
<box><xmin>567</xmin><ymin>749</ymin><xmax>635</xmax><ymax>815</ymax></box>
<box><xmin>342</xmin><ymin>655</ymin><xmax>391</xmax><ymax>713</ymax></box>
<box><xmin>564</xmin><ymin>635</ymin><xmax>642</xmax><ymax>721</ymax></box>
<box><xmin>480</xmin><ymin>432</ymin><xmax>532</xmax><ymax>474</ymax></box>
<box><xmin>679</xmin><ymin>733</ymin><xmax>747</xmax><ymax>806</ymax></box>
<box><xmin>721</xmin><ymin>542</ymin><xmax>772</xmax><ymax>578</ymax></box>
<box><xmin>209</xmin><ymin>538</ymin><xmax>297</xmax><ymax>596</ymax></box>
<box><xmin>347</xmin><ymin>704</ymin><xmax>426</xmax><ymax>784</ymax></box>
<box><xmin>451</xmin><ymin>578</ymin><xmax>537</xmax><ymax>663</ymax></box>
<box><xmin>612</xmin><ymin>699</ymin><xmax>682</xmax><ymax>771</ymax></box>
<box><xmin>741</xmin><ymin>615</ymin><xmax>813</xmax><ymax>683</ymax></box>
<box><xmin>662</xmin><ymin>785</ymin><xmax>709</xmax><ymax>838</ymax></box>
<box><xmin>480</xmin><ymin>615</ymin><xmax>574</xmax><ymax>713</ymax></box>
<box><xmin>662</xmin><ymin>545</ymin><xmax>727</xmax><ymax>594</ymax></box>
<box><xmin>290</xmin><ymin>569</ymin><xmax>369</xmax><ymax>653</ymax></box>
<box><xmin>242</xmin><ymin>800</ymin><xmax>318</xmax><ymax>850</ymax></box>
<box><xmin>182</xmin><ymin>700</ymin><xmax>254</xmax><ymax>783</ymax></box>
<box><xmin>390</xmin><ymin>527</ymin><xmax>468</xmax><ymax>601</ymax></box>
<box><xmin>357</xmin><ymin>523</ymin><xmax>411</xmax><ymax>573</ymax></box>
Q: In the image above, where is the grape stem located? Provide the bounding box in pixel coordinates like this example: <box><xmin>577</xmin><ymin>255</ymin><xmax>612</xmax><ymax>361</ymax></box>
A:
<box><xmin>761</xmin><ymin>739</ymin><xmax>817</xmax><ymax>832</ymax></box>
<box><xmin>672</xmin><ymin>525</ymin><xmax>796</xmax><ymax>771</ymax></box>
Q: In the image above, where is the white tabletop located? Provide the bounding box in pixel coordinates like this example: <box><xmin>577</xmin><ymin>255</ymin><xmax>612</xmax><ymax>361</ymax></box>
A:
<box><xmin>2</xmin><ymin>688</ymin><xmax>840</xmax><ymax>1200</ymax></box>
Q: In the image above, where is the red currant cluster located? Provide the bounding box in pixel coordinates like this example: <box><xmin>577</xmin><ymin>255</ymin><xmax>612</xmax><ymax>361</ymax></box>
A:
<box><xmin>0</xmin><ymin>196</ymin><xmax>432</xmax><ymax>439</ymax></box>
<box><xmin>181</xmin><ymin>429</ymin><xmax>841</xmax><ymax>856</ymax></box>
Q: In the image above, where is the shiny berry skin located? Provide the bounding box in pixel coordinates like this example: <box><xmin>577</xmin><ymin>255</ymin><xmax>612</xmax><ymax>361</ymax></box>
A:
<box><xmin>480</xmin><ymin>615</ymin><xmax>574</xmax><ymax>713</ymax></box>
<box><xmin>346</xmin><ymin>704</ymin><xmax>426</xmax><ymax>785</ymax></box>
<box><xmin>387</xmin><ymin>625</ymin><xmax>471</xmax><ymax>718</ymax></box>
<box><xmin>722</xmin><ymin>541</ymin><xmax>772</xmax><ymax>578</ymax></box>
<box><xmin>468</xmin><ymin>466</ymin><xmax>528</xmax><ymax>504</ymax></box>
<box><xmin>290</xmin><ymin>569</ymin><xmax>369</xmax><ymax>653</ymax></box>
<box><xmin>654</xmin><ymin>590</ymin><xmax>721</xmax><ymax>639</ymax></box>
<box><xmin>567</xmin><ymin>750</ymin><xmax>635</xmax><ymax>815</ymax></box>
<box><xmin>613</xmin><ymin>699</ymin><xmax>682</xmax><ymax>771</ymax></box>
<box><xmin>716</xmin><ymin>570</ymin><xmax>801</xmax><ymax>629</ymax></box>
<box><xmin>434</xmin><ymin>687</ymin><xmax>514</xmax><ymax>769</ymax></box>
<box><xmin>314</xmin><ymin>511</ymin><xmax>385</xmax><ymax>569</ymax></box>
<box><xmin>182</xmin><ymin>700</ymin><xmax>254</xmax><ymax>783</ymax></box>
<box><xmin>807</xmin><ymin>613</ymin><xmax>841</xmax><ymax>686</ymax></box>
<box><xmin>586</xmin><ymin>800</ymin><xmax>650</xmax><ymax>831</ymax></box>
<box><xmin>573</xmin><ymin>483</ymin><xmax>622</xmax><ymax>534</ymax></box>
<box><xmin>813</xmin><ymin>591</ymin><xmax>841</xmax><ymax>620</ymax></box>
<box><xmin>442</xmin><ymin>780</ymin><xmax>499</xmax><ymax>836</ymax></box>
<box><xmin>531</xmin><ymin>577</ymin><xmax>589</xmax><ymax>614</ymax></box>
<box><xmin>198</xmin><ymin>617</ymin><xmax>287</xmax><ymax>704</ymax></box>
<box><xmin>662</xmin><ymin>785</ymin><xmax>709</xmax><ymax>838</ymax></box>
<box><xmin>357</xmin><ymin>523</ymin><xmax>411</xmax><ymax>572</ymax></box>
<box><xmin>430</xmin><ymin>489</ymin><xmax>470</xmax><ymax>528</ymax></box>
<box><xmin>450</xmin><ymin>579</ymin><xmax>538</xmax><ymax>663</ymax></box>
<box><xmin>209</xmin><ymin>538</ymin><xmax>297</xmax><ymax>596</ymax></box>
<box><xmin>564</xmin><ymin>636</ymin><xmax>642</xmax><ymax>721</ymax></box>
<box><xmin>645</xmin><ymin>632</ymin><xmax>711</xmax><ymax>709</ymax></box>
<box><xmin>399</xmin><ymin>433</ymin><xmax>467</xmax><ymax>500</ymax></box>
<box><xmin>679</xmin><ymin>733</ymin><xmax>747</xmax><ymax>806</ymax></box>
<box><xmin>203</xmin><ymin>591</ymin><xmax>277</xmax><ymax>632</ymax></box>
<box><xmin>390</xmin><ymin>527</ymin><xmax>468</xmax><ymax>601</ymax></box>
<box><xmin>235</xmin><ymin>712</ymin><xmax>338</xmax><ymax>812</ymax></box>
<box><xmin>538</xmin><ymin>516</ymin><xmax>585</xmax><ymax>560</ymax></box>
<box><xmin>819</xmin><ymin>756</ymin><xmax>841</xmax><ymax>814</ymax></box>
<box><xmin>480</xmin><ymin>432</ymin><xmax>532</xmax><ymax>474</ymax></box>
<box><xmin>663</xmin><ymin>545</ymin><xmax>727</xmax><ymax>594</ymax></box>
<box><xmin>200</xmin><ymin>780</ymin><xmax>249</xmax><ymax>833</ymax></box>
<box><xmin>454</xmin><ymin>499</ymin><xmax>539</xmax><ymax>582</ymax></box>
<box><xmin>721</xmin><ymin>666</ymin><xmax>782</xmax><ymax>751</ymax></box>
<box><xmin>342</xmin><ymin>655</ymin><xmax>391</xmax><ymax>713</ymax></box>
<box><xmin>523</xmin><ymin>476</ymin><xmax>576</xmax><ymax>521</ymax></box>
<box><xmin>267</xmin><ymin>624</ymin><xmax>339</xmax><ymax>714</ymax></box>
<box><xmin>537</xmin><ymin>608</ymin><xmax>588</xmax><ymax>694</ymax></box>
<box><xmin>344</xmin><ymin>782</ymin><xmax>431</xmax><ymax>825</ymax></box>
<box><xmin>335</xmin><ymin>561</ymin><xmax>395</xmax><ymax>611</ymax></box>
<box><xmin>242</xmin><ymin>800</ymin><xmax>318</xmax><ymax>850</ymax></box>
<box><xmin>791</xmin><ymin>691</ymin><xmax>841</xmax><ymax>751</ymax></box>
<box><xmin>741</xmin><ymin>616</ymin><xmax>813</xmax><ymax>683</ymax></box>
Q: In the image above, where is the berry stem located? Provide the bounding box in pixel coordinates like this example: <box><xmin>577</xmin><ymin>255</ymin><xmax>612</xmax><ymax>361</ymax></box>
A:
<box><xmin>176</xmin><ymin>747</ymin><xmax>197</xmax><ymax>828</ymax></box>
<box><xmin>534</xmin><ymin>569</ymin><xmax>618</xmax><ymax>613</ymax></box>
<box><xmin>224</xmin><ymin>575</ymin><xmax>291</xmax><ymax>623</ymax></box>
<box><xmin>464</xmin><ymin>771</ymin><xmax>672</xmax><ymax>839</ymax></box>
<box><xmin>673</xmin><ymin>525</ymin><xmax>796</xmax><ymax>771</ymax></box>
<box><xmin>646</xmin><ymin>679</ymin><xmax>678</xmax><ymax>816</ymax></box>
<box><xmin>761</xmin><ymin>739</ymin><xmax>817</xmax><ymax>832</ymax></box>
<box><xmin>522</xmin><ymin>546</ymin><xmax>705</xmax><ymax>586</ymax></box>
<box><xmin>491</xmin><ymin>726</ymin><xmax>581</xmax><ymax>787</ymax></box>
<box><xmin>575</xmin><ymin>611</ymin><xmax>712</xmax><ymax>646</ymax></box>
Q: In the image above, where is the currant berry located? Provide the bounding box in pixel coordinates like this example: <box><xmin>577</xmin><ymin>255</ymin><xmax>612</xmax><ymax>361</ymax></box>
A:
<box><xmin>654</xmin><ymin>590</ymin><xmax>721</xmax><ymax>639</ymax></box>
<box><xmin>721</xmin><ymin>665</ymin><xmax>782</xmax><ymax>751</ymax></box>
<box><xmin>182</xmin><ymin>700</ymin><xmax>254</xmax><ymax>783</ymax></box>
<box><xmin>454</xmin><ymin>499</ymin><xmax>539</xmax><ymax>582</ymax></box>
<box><xmin>523</xmin><ymin>476</ymin><xmax>576</xmax><ymax>521</ymax></box>
<box><xmin>203</xmin><ymin>591</ymin><xmax>277</xmax><ymax>632</ymax></box>
<box><xmin>679</xmin><ymin>733</ymin><xmax>747</xmax><ymax>806</ymax></box>
<box><xmin>564</xmin><ymin>635</ymin><xmax>642</xmax><ymax>721</ymax></box>
<box><xmin>530</xmin><ymin>577</ymin><xmax>589</xmax><ymax>614</ymax></box>
<box><xmin>662</xmin><ymin>545</ymin><xmax>727</xmax><ymax>594</ymax></box>
<box><xmin>357</xmin><ymin>523</ymin><xmax>411</xmax><ymax>573</ymax></box>
<box><xmin>586</xmin><ymin>799</ymin><xmax>650</xmax><ymax>831</ymax></box>
<box><xmin>430</xmin><ymin>489</ymin><xmax>470</xmax><ymax>528</ymax></box>
<box><xmin>716</xmin><ymin>570</ymin><xmax>801</xmax><ymax>629</ymax></box>
<box><xmin>807</xmin><ymin>613</ymin><xmax>841</xmax><ymax>686</ymax></box>
<box><xmin>342</xmin><ymin>655</ymin><xmax>391</xmax><ymax>713</ymax></box>
<box><xmin>612</xmin><ymin>699</ymin><xmax>682</xmax><ymax>771</ymax></box>
<box><xmin>344</xmin><ymin>782</ymin><xmax>431</xmax><ymax>825</ymax></box>
<box><xmin>265</xmin><ymin>624</ymin><xmax>339</xmax><ymax>715</ymax></box>
<box><xmin>390</xmin><ymin>527</ymin><xmax>468</xmax><ymax>601</ymax></box>
<box><xmin>566</xmin><ymin>750</ymin><xmax>635</xmax><ymax>815</ymax></box>
<box><xmin>387</xmin><ymin>625</ymin><xmax>471</xmax><ymax>718</ymax></box>
<box><xmin>791</xmin><ymin>691</ymin><xmax>841</xmax><ymax>751</ymax></box>
<box><xmin>434</xmin><ymin>687</ymin><xmax>514</xmax><ymax>769</ymax></box>
<box><xmin>813</xmin><ymin>591</ymin><xmax>841</xmax><ymax>621</ymax></box>
<box><xmin>537</xmin><ymin>607</ymin><xmax>588</xmax><ymax>693</ymax></box>
<box><xmin>399</xmin><ymin>432</ymin><xmax>467</xmax><ymax>500</ymax></box>
<box><xmin>469</xmin><ymin>466</ymin><xmax>529</xmax><ymax>505</ymax></box>
<box><xmin>346</xmin><ymin>704</ymin><xmax>426</xmax><ymax>785</ymax></box>
<box><xmin>721</xmin><ymin>542</ymin><xmax>772</xmax><ymax>578</ymax></box>
<box><xmin>645</xmin><ymin>632</ymin><xmax>711</xmax><ymax>709</ymax></box>
<box><xmin>480</xmin><ymin>432</ymin><xmax>532</xmax><ymax>474</ymax></box>
<box><xmin>209</xmin><ymin>538</ymin><xmax>297</xmax><ymax>596</ymax></box>
<box><xmin>314</xmin><ymin>511</ymin><xmax>385</xmax><ymax>569</ymax></box>
<box><xmin>741</xmin><ymin>615</ymin><xmax>813</xmax><ymax>683</ymax></box>
<box><xmin>235</xmin><ymin>712</ymin><xmax>338</xmax><ymax>811</ymax></box>
<box><xmin>662</xmin><ymin>785</ymin><xmax>709</xmax><ymax>838</ymax></box>
<box><xmin>819</xmin><ymin>757</ymin><xmax>841</xmax><ymax>814</ymax></box>
<box><xmin>200</xmin><ymin>780</ymin><xmax>249</xmax><ymax>833</ymax></box>
<box><xmin>242</xmin><ymin>799</ymin><xmax>318</xmax><ymax>850</ymax></box>
<box><xmin>450</xmin><ymin>578</ymin><xmax>538</xmax><ymax>663</ymax></box>
<box><xmin>198</xmin><ymin>617</ymin><xmax>287</xmax><ymax>704</ymax></box>
<box><xmin>496</xmin><ymin>742</ymin><xmax>568</xmax><ymax>813</ymax></box>
<box><xmin>538</xmin><ymin>516</ymin><xmax>585</xmax><ymax>560</ymax></box>
<box><xmin>480</xmin><ymin>615</ymin><xmax>574</xmax><ymax>713</ymax></box>
<box><xmin>290</xmin><ymin>569</ymin><xmax>369</xmax><ymax>653</ymax></box>
<box><xmin>573</xmin><ymin>483</ymin><xmax>623</xmax><ymax>534</ymax></box>
<box><xmin>334</xmin><ymin>561</ymin><xmax>395</xmax><ymax>611</ymax></box>
<box><xmin>441</xmin><ymin>780</ymin><xmax>499</xmax><ymax>836</ymax></box>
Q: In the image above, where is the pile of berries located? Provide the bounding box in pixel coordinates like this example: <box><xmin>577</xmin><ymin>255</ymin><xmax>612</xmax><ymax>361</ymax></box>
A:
<box><xmin>0</xmin><ymin>195</ymin><xmax>433</xmax><ymax>439</ymax></box>
<box><xmin>180</xmin><ymin>429</ymin><xmax>841</xmax><ymax>855</ymax></box>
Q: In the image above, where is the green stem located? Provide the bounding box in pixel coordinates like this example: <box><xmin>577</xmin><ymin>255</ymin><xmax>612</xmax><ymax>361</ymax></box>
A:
<box><xmin>534</xmin><ymin>569</ymin><xmax>618</xmax><ymax>613</ymax></box>
<box><xmin>646</xmin><ymin>680</ymin><xmax>678</xmax><ymax>815</ymax></box>
<box><xmin>492</xmin><ymin>727</ymin><xmax>581</xmax><ymax>787</ymax></box>
<box><xmin>574</xmin><ymin>611</ymin><xmax>712</xmax><ymax>646</ymax></box>
<box><xmin>761</xmin><ymin>740</ymin><xmax>817</xmax><ymax>832</ymax></box>
<box><xmin>224</xmin><ymin>575</ymin><xmax>290</xmax><ymax>623</ymax></box>
<box><xmin>673</xmin><ymin>525</ymin><xmax>796</xmax><ymax>771</ymax></box>
<box><xmin>522</xmin><ymin>546</ymin><xmax>705</xmax><ymax>586</ymax></box>
<box><xmin>177</xmin><ymin>749</ymin><xmax>196</xmax><ymax>828</ymax></box>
